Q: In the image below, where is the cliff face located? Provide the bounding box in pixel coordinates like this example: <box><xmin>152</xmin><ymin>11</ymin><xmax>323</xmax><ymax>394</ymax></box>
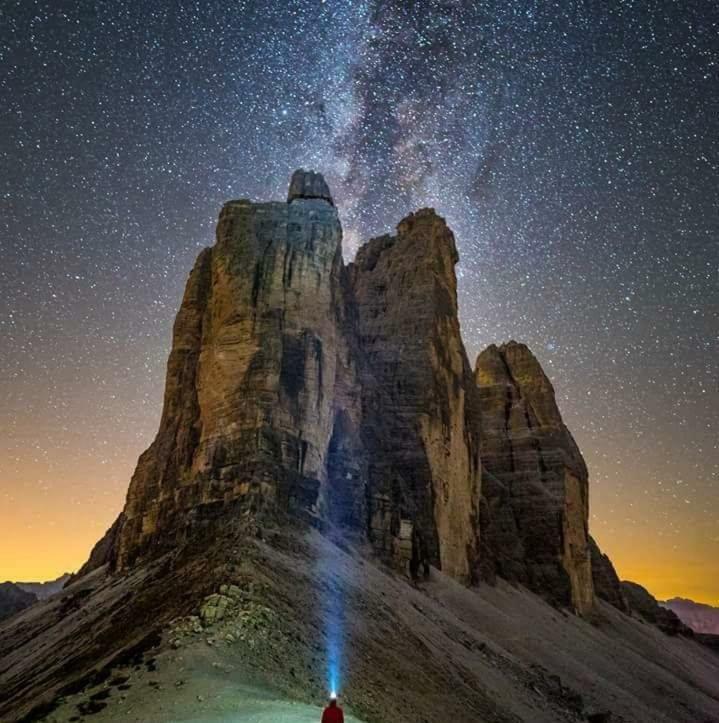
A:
<box><xmin>113</xmin><ymin>171</ymin><xmax>359</xmax><ymax>568</ymax></box>
<box><xmin>475</xmin><ymin>342</ymin><xmax>594</xmax><ymax>614</ymax></box>
<box><xmin>91</xmin><ymin>173</ymin><xmax>481</xmax><ymax>582</ymax></box>
<box><xmin>350</xmin><ymin>210</ymin><xmax>482</xmax><ymax>582</ymax></box>
<box><xmin>78</xmin><ymin>171</ymin><xmax>623</xmax><ymax>618</ymax></box>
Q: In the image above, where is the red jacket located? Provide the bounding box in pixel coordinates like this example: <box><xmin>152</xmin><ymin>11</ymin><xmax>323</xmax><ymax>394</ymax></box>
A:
<box><xmin>322</xmin><ymin>702</ymin><xmax>344</xmax><ymax>723</ymax></box>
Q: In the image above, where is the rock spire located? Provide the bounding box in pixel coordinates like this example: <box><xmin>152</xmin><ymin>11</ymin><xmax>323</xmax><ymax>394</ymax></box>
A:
<box><xmin>78</xmin><ymin>171</ymin><xmax>623</xmax><ymax>619</ymax></box>
<box><xmin>475</xmin><ymin>341</ymin><xmax>594</xmax><ymax>614</ymax></box>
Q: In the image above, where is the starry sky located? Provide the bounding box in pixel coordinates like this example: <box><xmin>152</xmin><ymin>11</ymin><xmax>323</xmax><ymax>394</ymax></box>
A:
<box><xmin>1</xmin><ymin>1</ymin><xmax>717</xmax><ymax>602</ymax></box>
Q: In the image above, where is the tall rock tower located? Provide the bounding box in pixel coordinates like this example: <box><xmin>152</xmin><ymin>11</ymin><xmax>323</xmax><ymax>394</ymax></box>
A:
<box><xmin>83</xmin><ymin>179</ymin><xmax>484</xmax><ymax>584</ymax></box>
<box><xmin>113</xmin><ymin>170</ymin><xmax>364</xmax><ymax>568</ymax></box>
<box><xmin>77</xmin><ymin>173</ymin><xmax>596</xmax><ymax>615</ymax></box>
<box><xmin>350</xmin><ymin>209</ymin><xmax>482</xmax><ymax>582</ymax></box>
<box><xmin>475</xmin><ymin>341</ymin><xmax>594</xmax><ymax>614</ymax></box>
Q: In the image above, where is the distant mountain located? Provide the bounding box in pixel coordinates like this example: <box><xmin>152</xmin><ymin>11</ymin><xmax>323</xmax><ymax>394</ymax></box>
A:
<box><xmin>621</xmin><ymin>582</ymin><xmax>691</xmax><ymax>635</ymax></box>
<box><xmin>0</xmin><ymin>582</ymin><xmax>37</xmax><ymax>621</ymax></box>
<box><xmin>15</xmin><ymin>573</ymin><xmax>71</xmax><ymax>600</ymax></box>
<box><xmin>661</xmin><ymin>597</ymin><xmax>719</xmax><ymax>634</ymax></box>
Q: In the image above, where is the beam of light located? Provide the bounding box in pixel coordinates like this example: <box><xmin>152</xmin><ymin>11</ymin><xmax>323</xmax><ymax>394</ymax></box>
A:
<box><xmin>318</xmin><ymin>530</ymin><xmax>345</xmax><ymax>698</ymax></box>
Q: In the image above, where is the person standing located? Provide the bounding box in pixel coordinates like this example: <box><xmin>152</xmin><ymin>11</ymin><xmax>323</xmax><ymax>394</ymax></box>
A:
<box><xmin>321</xmin><ymin>694</ymin><xmax>344</xmax><ymax>723</ymax></box>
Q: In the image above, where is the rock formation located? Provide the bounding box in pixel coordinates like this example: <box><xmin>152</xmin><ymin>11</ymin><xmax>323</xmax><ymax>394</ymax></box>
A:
<box><xmin>350</xmin><ymin>210</ymin><xmax>481</xmax><ymax>582</ymax></box>
<box><xmin>589</xmin><ymin>536</ymin><xmax>629</xmax><ymax>612</ymax></box>
<box><xmin>83</xmin><ymin>172</ymin><xmax>480</xmax><ymax>583</ymax></box>
<box><xmin>0</xmin><ymin>582</ymin><xmax>36</xmax><ymax>622</ymax></box>
<box><xmin>475</xmin><ymin>341</ymin><xmax>593</xmax><ymax>614</ymax></box>
<box><xmin>287</xmin><ymin>169</ymin><xmax>334</xmax><ymax>205</ymax></box>
<box><xmin>621</xmin><ymin>581</ymin><xmax>692</xmax><ymax>635</ymax></box>
<box><xmin>3</xmin><ymin>169</ymin><xmax>709</xmax><ymax>723</ymax></box>
<box><xmin>106</xmin><ymin>170</ymin><xmax>361</xmax><ymax>569</ymax></box>
<box><xmin>75</xmin><ymin>170</ymin><xmax>638</xmax><ymax>620</ymax></box>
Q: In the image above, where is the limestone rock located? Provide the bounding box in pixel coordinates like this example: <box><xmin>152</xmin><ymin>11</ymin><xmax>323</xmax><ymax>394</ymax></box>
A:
<box><xmin>350</xmin><ymin>209</ymin><xmax>482</xmax><ymax>582</ymax></box>
<box><xmin>287</xmin><ymin>168</ymin><xmax>334</xmax><ymax>205</ymax></box>
<box><xmin>621</xmin><ymin>581</ymin><xmax>692</xmax><ymax>635</ymax></box>
<box><xmin>75</xmin><ymin>171</ymin><xmax>604</xmax><ymax>610</ymax></box>
<box><xmin>318</xmin><ymin>262</ymin><xmax>368</xmax><ymax>532</ymax></box>
<box><xmin>200</xmin><ymin>593</ymin><xmax>233</xmax><ymax>625</ymax></box>
<box><xmin>475</xmin><ymin>341</ymin><xmax>593</xmax><ymax>613</ymax></box>
<box><xmin>106</xmin><ymin>171</ymin><xmax>362</xmax><ymax>569</ymax></box>
<box><xmin>89</xmin><ymin>195</ymin><xmax>481</xmax><ymax>584</ymax></box>
<box><xmin>589</xmin><ymin>536</ymin><xmax>629</xmax><ymax>613</ymax></box>
<box><xmin>219</xmin><ymin>583</ymin><xmax>243</xmax><ymax>600</ymax></box>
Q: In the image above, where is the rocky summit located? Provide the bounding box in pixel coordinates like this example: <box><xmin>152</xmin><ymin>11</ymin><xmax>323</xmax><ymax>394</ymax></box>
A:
<box><xmin>2</xmin><ymin>171</ymin><xmax>718</xmax><ymax>723</ymax></box>
<box><xmin>81</xmin><ymin>177</ymin><xmax>488</xmax><ymax>589</ymax></box>
<box><xmin>79</xmin><ymin>177</ymin><xmax>581</xmax><ymax>599</ymax></box>
<box><xmin>111</xmin><ymin>175</ymin><xmax>348</xmax><ymax>569</ymax></box>
<box><xmin>350</xmin><ymin>209</ymin><xmax>481</xmax><ymax>582</ymax></box>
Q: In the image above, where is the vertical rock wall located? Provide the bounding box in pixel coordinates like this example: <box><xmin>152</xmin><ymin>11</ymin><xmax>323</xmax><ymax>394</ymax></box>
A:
<box><xmin>114</xmin><ymin>172</ymin><xmax>355</xmax><ymax>567</ymax></box>
<box><xmin>475</xmin><ymin>342</ymin><xmax>594</xmax><ymax>613</ymax></box>
<box><xmin>79</xmin><ymin>170</ymin><xmax>610</xmax><ymax>618</ymax></box>
<box><xmin>350</xmin><ymin>209</ymin><xmax>481</xmax><ymax>582</ymax></box>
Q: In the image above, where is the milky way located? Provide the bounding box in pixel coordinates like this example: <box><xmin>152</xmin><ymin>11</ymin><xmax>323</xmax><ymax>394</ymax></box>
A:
<box><xmin>1</xmin><ymin>1</ymin><xmax>717</xmax><ymax>599</ymax></box>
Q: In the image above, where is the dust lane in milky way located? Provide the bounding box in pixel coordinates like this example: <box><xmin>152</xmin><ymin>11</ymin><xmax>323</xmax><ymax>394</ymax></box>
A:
<box><xmin>1</xmin><ymin>1</ymin><xmax>717</xmax><ymax>601</ymax></box>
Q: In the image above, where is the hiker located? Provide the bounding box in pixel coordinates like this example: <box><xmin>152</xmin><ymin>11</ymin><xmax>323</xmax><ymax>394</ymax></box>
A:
<box><xmin>321</xmin><ymin>693</ymin><xmax>344</xmax><ymax>723</ymax></box>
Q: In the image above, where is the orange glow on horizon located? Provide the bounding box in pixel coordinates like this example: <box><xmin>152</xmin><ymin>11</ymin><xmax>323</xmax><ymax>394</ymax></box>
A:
<box><xmin>2</xmin><ymin>410</ymin><xmax>716</xmax><ymax>606</ymax></box>
<box><xmin>1</xmin><ymin>474</ymin><xmax>717</xmax><ymax>608</ymax></box>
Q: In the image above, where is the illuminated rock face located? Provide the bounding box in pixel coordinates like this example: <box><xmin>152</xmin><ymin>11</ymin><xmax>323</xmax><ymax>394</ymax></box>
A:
<box><xmin>81</xmin><ymin>171</ymin><xmax>600</xmax><ymax>611</ymax></box>
<box><xmin>475</xmin><ymin>342</ymin><xmax>594</xmax><ymax>614</ymax></box>
<box><xmin>349</xmin><ymin>210</ymin><xmax>481</xmax><ymax>582</ymax></box>
<box><xmin>97</xmin><ymin>176</ymin><xmax>482</xmax><ymax>580</ymax></box>
<box><xmin>114</xmin><ymin>173</ymin><xmax>361</xmax><ymax>568</ymax></box>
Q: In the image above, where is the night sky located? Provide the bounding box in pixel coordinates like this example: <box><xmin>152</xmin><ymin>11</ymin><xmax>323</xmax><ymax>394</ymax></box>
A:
<box><xmin>1</xmin><ymin>1</ymin><xmax>717</xmax><ymax>602</ymax></box>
